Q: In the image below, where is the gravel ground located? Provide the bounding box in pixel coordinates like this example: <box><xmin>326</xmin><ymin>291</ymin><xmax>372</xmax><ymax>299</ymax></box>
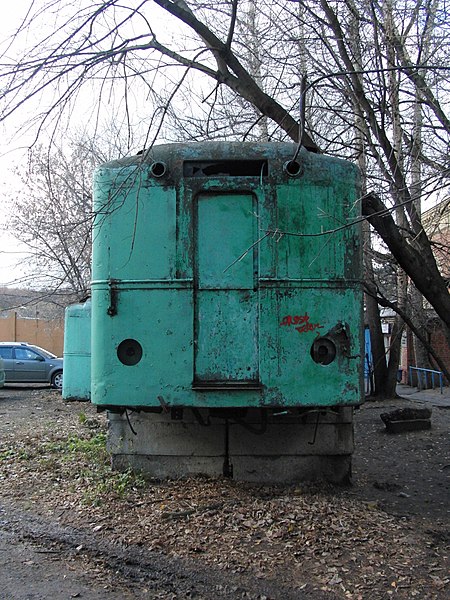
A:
<box><xmin>0</xmin><ymin>384</ymin><xmax>448</xmax><ymax>599</ymax></box>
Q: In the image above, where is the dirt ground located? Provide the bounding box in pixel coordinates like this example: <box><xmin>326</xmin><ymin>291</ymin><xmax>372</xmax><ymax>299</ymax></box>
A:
<box><xmin>0</xmin><ymin>384</ymin><xmax>448</xmax><ymax>599</ymax></box>
<box><xmin>352</xmin><ymin>386</ymin><xmax>449</xmax><ymax>521</ymax></box>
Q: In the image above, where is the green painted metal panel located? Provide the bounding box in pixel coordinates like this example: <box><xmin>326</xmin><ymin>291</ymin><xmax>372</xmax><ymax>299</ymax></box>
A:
<box><xmin>194</xmin><ymin>291</ymin><xmax>259</xmax><ymax>385</ymax></box>
<box><xmin>91</xmin><ymin>142</ymin><xmax>363</xmax><ymax>409</ymax></box>
<box><xmin>196</xmin><ymin>193</ymin><xmax>255</xmax><ymax>289</ymax></box>
<box><xmin>91</xmin><ymin>287</ymin><xmax>193</xmax><ymax>404</ymax></box>
<box><xmin>259</xmin><ymin>286</ymin><xmax>361</xmax><ymax>405</ymax></box>
<box><xmin>92</xmin><ymin>179</ymin><xmax>177</xmax><ymax>281</ymax></box>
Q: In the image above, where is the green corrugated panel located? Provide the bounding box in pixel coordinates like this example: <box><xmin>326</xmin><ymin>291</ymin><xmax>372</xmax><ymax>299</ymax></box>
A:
<box><xmin>62</xmin><ymin>300</ymin><xmax>91</xmax><ymax>401</ymax></box>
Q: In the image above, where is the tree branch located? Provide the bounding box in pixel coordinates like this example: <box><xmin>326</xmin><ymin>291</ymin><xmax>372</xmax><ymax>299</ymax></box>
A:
<box><xmin>362</xmin><ymin>192</ymin><xmax>450</xmax><ymax>334</ymax></box>
<box><xmin>153</xmin><ymin>0</ymin><xmax>319</xmax><ymax>150</ymax></box>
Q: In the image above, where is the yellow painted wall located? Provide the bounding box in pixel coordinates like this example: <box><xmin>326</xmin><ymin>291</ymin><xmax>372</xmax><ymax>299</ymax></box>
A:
<box><xmin>0</xmin><ymin>312</ymin><xmax>64</xmax><ymax>356</ymax></box>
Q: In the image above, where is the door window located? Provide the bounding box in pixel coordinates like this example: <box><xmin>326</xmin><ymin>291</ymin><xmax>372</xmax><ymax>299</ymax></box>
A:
<box><xmin>14</xmin><ymin>348</ymin><xmax>42</xmax><ymax>361</ymax></box>
<box><xmin>0</xmin><ymin>347</ymin><xmax>13</xmax><ymax>359</ymax></box>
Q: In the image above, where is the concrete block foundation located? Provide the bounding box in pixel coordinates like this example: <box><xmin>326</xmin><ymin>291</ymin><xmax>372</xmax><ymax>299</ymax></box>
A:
<box><xmin>107</xmin><ymin>407</ymin><xmax>354</xmax><ymax>485</ymax></box>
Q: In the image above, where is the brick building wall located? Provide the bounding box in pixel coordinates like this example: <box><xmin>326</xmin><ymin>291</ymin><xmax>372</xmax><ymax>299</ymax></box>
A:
<box><xmin>429</xmin><ymin>323</ymin><xmax>450</xmax><ymax>378</ymax></box>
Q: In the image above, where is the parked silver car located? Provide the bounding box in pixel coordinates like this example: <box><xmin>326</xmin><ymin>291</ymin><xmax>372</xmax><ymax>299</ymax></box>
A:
<box><xmin>0</xmin><ymin>342</ymin><xmax>63</xmax><ymax>389</ymax></box>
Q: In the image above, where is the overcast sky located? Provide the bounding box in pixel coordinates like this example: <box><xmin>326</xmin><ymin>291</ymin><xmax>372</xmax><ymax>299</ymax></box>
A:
<box><xmin>0</xmin><ymin>1</ymin><xmax>170</xmax><ymax>287</ymax></box>
<box><xmin>0</xmin><ymin>2</ymin><xmax>41</xmax><ymax>286</ymax></box>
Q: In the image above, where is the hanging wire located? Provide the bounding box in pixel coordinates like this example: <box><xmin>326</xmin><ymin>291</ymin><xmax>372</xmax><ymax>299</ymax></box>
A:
<box><xmin>292</xmin><ymin>74</ymin><xmax>307</xmax><ymax>163</ymax></box>
<box><xmin>125</xmin><ymin>409</ymin><xmax>137</xmax><ymax>435</ymax></box>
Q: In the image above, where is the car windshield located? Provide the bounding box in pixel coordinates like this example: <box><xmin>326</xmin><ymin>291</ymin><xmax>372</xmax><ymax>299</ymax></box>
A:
<box><xmin>29</xmin><ymin>345</ymin><xmax>57</xmax><ymax>359</ymax></box>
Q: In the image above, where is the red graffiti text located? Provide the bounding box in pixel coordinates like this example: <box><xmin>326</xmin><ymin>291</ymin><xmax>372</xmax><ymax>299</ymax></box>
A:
<box><xmin>280</xmin><ymin>313</ymin><xmax>324</xmax><ymax>334</ymax></box>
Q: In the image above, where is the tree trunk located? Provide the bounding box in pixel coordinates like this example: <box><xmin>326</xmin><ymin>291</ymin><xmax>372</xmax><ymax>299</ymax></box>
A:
<box><xmin>347</xmin><ymin>5</ymin><xmax>388</xmax><ymax>398</ymax></box>
<box><xmin>154</xmin><ymin>0</ymin><xmax>319</xmax><ymax>150</ymax></box>
<box><xmin>365</xmin><ymin>291</ymin><xmax>388</xmax><ymax>396</ymax></box>
<box><xmin>408</xmin><ymin>1</ymin><xmax>437</xmax><ymax>372</ymax></box>
<box><xmin>386</xmin><ymin>317</ymin><xmax>404</xmax><ymax>397</ymax></box>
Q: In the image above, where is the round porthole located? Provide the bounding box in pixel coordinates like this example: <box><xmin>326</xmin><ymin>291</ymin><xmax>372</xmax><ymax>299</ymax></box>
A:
<box><xmin>149</xmin><ymin>161</ymin><xmax>167</xmax><ymax>178</ymax></box>
<box><xmin>310</xmin><ymin>337</ymin><xmax>336</xmax><ymax>365</ymax></box>
<box><xmin>117</xmin><ymin>339</ymin><xmax>143</xmax><ymax>366</ymax></box>
<box><xmin>283</xmin><ymin>160</ymin><xmax>304</xmax><ymax>177</ymax></box>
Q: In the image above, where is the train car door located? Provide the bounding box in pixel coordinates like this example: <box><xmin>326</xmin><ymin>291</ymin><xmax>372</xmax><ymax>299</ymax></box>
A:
<box><xmin>193</xmin><ymin>192</ymin><xmax>259</xmax><ymax>388</ymax></box>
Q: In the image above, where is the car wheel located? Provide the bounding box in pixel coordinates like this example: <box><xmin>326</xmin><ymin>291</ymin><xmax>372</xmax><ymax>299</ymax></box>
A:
<box><xmin>51</xmin><ymin>371</ymin><xmax>63</xmax><ymax>390</ymax></box>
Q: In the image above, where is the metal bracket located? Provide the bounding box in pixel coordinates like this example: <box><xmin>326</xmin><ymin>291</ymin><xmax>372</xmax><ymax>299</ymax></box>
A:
<box><xmin>107</xmin><ymin>279</ymin><xmax>119</xmax><ymax>316</ymax></box>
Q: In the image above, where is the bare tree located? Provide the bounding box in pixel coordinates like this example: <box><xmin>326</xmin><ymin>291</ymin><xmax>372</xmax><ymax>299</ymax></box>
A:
<box><xmin>9</xmin><ymin>138</ymin><xmax>97</xmax><ymax>297</ymax></box>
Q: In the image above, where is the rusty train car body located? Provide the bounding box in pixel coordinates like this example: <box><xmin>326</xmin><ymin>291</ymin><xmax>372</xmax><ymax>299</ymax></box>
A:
<box><xmin>91</xmin><ymin>142</ymin><xmax>363</xmax><ymax>414</ymax></box>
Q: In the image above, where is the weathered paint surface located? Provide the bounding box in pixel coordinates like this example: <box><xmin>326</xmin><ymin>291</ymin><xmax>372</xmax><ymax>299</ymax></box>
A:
<box><xmin>62</xmin><ymin>300</ymin><xmax>91</xmax><ymax>401</ymax></box>
<box><xmin>195</xmin><ymin>192</ymin><xmax>258</xmax><ymax>385</ymax></box>
<box><xmin>91</xmin><ymin>142</ymin><xmax>363</xmax><ymax>408</ymax></box>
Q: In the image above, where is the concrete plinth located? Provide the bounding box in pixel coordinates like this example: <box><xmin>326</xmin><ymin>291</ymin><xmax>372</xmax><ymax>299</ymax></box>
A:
<box><xmin>108</xmin><ymin>408</ymin><xmax>354</xmax><ymax>484</ymax></box>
